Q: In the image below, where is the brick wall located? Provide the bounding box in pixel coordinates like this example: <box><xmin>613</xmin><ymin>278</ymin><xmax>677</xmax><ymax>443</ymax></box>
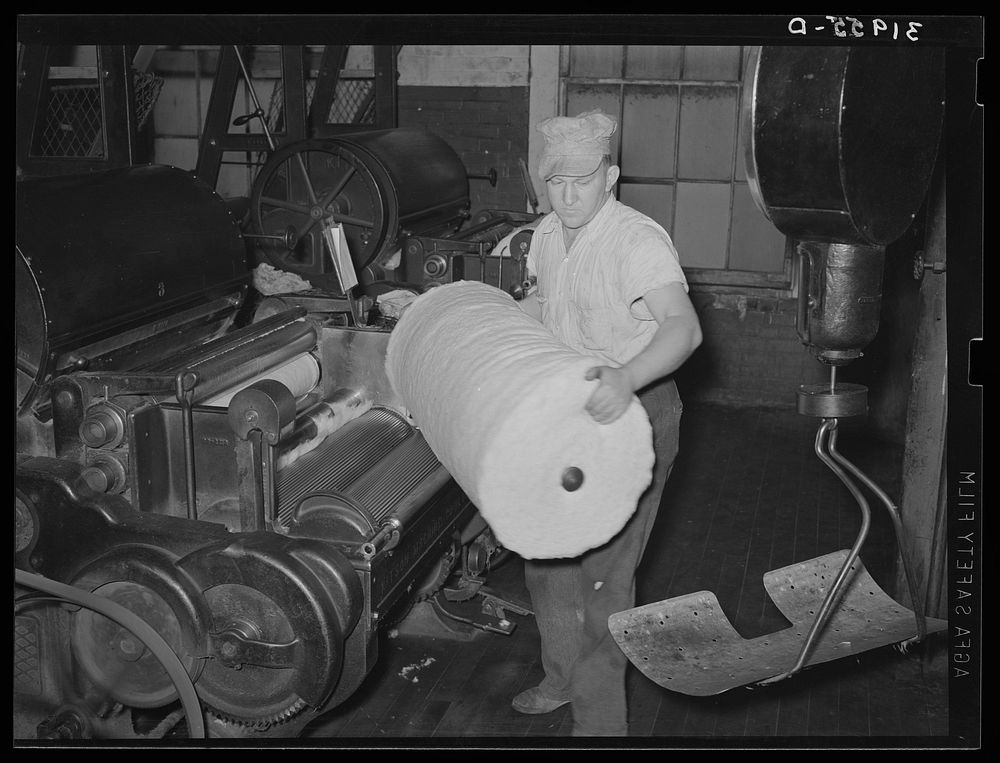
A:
<box><xmin>677</xmin><ymin>293</ymin><xmax>830</xmax><ymax>411</ymax></box>
<box><xmin>399</xmin><ymin>85</ymin><xmax>531</xmax><ymax>215</ymax></box>
<box><xmin>676</xmin><ymin>242</ymin><xmax>920</xmax><ymax>446</ymax></box>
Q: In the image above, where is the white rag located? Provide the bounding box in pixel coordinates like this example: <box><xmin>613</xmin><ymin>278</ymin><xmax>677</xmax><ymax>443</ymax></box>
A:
<box><xmin>385</xmin><ymin>280</ymin><xmax>653</xmax><ymax>559</ymax></box>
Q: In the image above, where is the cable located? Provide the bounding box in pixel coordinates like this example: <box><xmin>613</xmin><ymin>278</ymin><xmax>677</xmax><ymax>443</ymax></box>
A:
<box><xmin>14</xmin><ymin>569</ymin><xmax>206</xmax><ymax>739</ymax></box>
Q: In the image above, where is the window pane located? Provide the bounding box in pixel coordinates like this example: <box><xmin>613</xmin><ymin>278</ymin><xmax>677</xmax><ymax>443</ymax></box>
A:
<box><xmin>683</xmin><ymin>46</ymin><xmax>742</xmax><ymax>80</ymax></box>
<box><xmin>566</xmin><ymin>83</ymin><xmax>621</xmax><ymax>160</ymax></box>
<box><xmin>673</xmin><ymin>182</ymin><xmax>731</xmax><ymax>268</ymax></box>
<box><xmin>32</xmin><ymin>45</ymin><xmax>105</xmax><ymax>159</ymax></box>
<box><xmin>678</xmin><ymin>85</ymin><xmax>738</xmax><ymax>180</ymax></box>
<box><xmin>729</xmin><ymin>183</ymin><xmax>787</xmax><ymax>272</ymax></box>
<box><xmin>621</xmin><ymin>85</ymin><xmax>677</xmax><ymax>178</ymax></box>
<box><xmin>569</xmin><ymin>46</ymin><xmax>623</xmax><ymax>78</ymax></box>
<box><xmin>620</xmin><ymin>183</ymin><xmax>674</xmax><ymax>234</ymax></box>
<box><xmin>625</xmin><ymin>45</ymin><xmax>682</xmax><ymax>79</ymax></box>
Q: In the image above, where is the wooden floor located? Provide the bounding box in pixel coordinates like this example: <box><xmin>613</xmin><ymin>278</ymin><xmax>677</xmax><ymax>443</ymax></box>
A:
<box><xmin>300</xmin><ymin>401</ymin><xmax>950</xmax><ymax>748</ymax></box>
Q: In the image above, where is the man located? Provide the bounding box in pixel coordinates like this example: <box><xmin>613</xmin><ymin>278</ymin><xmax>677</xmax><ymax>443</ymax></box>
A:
<box><xmin>503</xmin><ymin>110</ymin><xmax>702</xmax><ymax>736</ymax></box>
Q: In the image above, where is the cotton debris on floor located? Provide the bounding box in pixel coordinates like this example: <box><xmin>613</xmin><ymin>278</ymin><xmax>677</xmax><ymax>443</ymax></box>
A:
<box><xmin>398</xmin><ymin>657</ymin><xmax>436</xmax><ymax>683</ymax></box>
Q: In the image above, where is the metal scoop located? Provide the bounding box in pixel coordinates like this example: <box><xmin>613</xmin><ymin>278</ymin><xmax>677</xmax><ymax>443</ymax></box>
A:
<box><xmin>609</xmin><ymin>415</ymin><xmax>946</xmax><ymax>696</ymax></box>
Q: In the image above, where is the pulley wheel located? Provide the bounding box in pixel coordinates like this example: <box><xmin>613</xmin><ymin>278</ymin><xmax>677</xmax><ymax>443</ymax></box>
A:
<box><xmin>68</xmin><ymin>544</ymin><xmax>211</xmax><ymax>710</ymax></box>
<box><xmin>194</xmin><ymin>582</ymin><xmax>307</xmax><ymax>726</ymax></box>
<box><xmin>250</xmin><ymin>139</ymin><xmax>390</xmax><ymax>280</ymax></box>
<box><xmin>71</xmin><ymin>581</ymin><xmax>198</xmax><ymax>709</ymax></box>
<box><xmin>178</xmin><ymin>534</ymin><xmax>362</xmax><ymax>727</ymax></box>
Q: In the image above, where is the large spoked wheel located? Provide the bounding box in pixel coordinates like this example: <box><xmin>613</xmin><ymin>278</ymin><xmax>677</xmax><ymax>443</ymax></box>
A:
<box><xmin>249</xmin><ymin>139</ymin><xmax>392</xmax><ymax>282</ymax></box>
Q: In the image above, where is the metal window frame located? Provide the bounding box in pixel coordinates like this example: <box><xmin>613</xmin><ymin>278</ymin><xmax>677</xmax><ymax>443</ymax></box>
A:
<box><xmin>16</xmin><ymin>44</ymin><xmax>138</xmax><ymax>178</ymax></box>
<box><xmin>558</xmin><ymin>44</ymin><xmax>793</xmax><ymax>296</ymax></box>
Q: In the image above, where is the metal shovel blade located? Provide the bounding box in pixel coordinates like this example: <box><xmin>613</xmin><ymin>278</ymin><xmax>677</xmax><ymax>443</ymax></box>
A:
<box><xmin>608</xmin><ymin>549</ymin><xmax>948</xmax><ymax>696</ymax></box>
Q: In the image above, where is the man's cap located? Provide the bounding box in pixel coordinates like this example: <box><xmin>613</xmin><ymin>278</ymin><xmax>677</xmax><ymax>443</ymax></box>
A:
<box><xmin>537</xmin><ymin>110</ymin><xmax>617</xmax><ymax>181</ymax></box>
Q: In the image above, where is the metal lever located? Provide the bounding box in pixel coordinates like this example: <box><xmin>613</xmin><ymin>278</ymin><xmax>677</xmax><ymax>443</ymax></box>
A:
<box><xmin>231</xmin><ymin>46</ymin><xmax>277</xmax><ymax>153</ymax></box>
<box><xmin>174</xmin><ymin>369</ymin><xmax>200</xmax><ymax>520</ymax></box>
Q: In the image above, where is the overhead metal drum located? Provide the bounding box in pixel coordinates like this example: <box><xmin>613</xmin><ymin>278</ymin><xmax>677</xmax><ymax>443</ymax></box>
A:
<box><xmin>742</xmin><ymin>46</ymin><xmax>945</xmax><ymax>246</ymax></box>
<box><xmin>741</xmin><ymin>46</ymin><xmax>945</xmax><ymax>365</ymax></box>
<box><xmin>249</xmin><ymin>129</ymin><xmax>471</xmax><ymax>282</ymax></box>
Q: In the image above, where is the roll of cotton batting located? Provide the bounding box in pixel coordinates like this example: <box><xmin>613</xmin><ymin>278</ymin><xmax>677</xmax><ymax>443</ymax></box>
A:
<box><xmin>385</xmin><ymin>280</ymin><xmax>654</xmax><ymax>559</ymax></box>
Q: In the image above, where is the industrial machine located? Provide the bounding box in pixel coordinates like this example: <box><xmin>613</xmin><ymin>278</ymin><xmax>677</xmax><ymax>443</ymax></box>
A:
<box><xmin>15</xmin><ymin>127</ymin><xmax>532</xmax><ymax>740</ymax></box>
<box><xmin>246</xmin><ymin>132</ymin><xmax>538</xmax><ymax>302</ymax></box>
<box><xmin>610</xmin><ymin>45</ymin><xmax>949</xmax><ymax>694</ymax></box>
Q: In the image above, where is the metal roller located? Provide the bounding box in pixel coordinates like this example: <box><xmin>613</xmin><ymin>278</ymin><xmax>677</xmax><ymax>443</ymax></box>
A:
<box><xmin>276</xmin><ymin>406</ymin><xmax>415</xmax><ymax>527</ymax></box>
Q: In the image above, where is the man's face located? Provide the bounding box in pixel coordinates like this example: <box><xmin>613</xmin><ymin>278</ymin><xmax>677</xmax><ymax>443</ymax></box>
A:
<box><xmin>546</xmin><ymin>162</ymin><xmax>619</xmax><ymax>230</ymax></box>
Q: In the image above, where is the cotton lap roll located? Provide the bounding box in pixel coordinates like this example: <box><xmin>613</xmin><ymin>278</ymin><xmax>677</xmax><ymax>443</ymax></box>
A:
<box><xmin>385</xmin><ymin>280</ymin><xmax>654</xmax><ymax>559</ymax></box>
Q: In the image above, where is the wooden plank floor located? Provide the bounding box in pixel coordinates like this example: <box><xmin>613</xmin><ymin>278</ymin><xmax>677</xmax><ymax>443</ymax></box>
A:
<box><xmin>301</xmin><ymin>402</ymin><xmax>950</xmax><ymax>747</ymax></box>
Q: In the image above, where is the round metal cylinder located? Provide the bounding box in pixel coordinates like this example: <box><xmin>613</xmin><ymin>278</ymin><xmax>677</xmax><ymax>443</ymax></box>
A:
<box><xmin>251</xmin><ymin>129</ymin><xmax>470</xmax><ymax>275</ymax></box>
<box><xmin>743</xmin><ymin>46</ymin><xmax>944</xmax><ymax>246</ymax></box>
<box><xmin>80</xmin><ymin>456</ymin><xmax>127</xmax><ymax>494</ymax></box>
<box><xmin>796</xmin><ymin>241</ymin><xmax>885</xmax><ymax>364</ymax></box>
<box><xmin>228</xmin><ymin>380</ymin><xmax>297</xmax><ymax>444</ymax></box>
<box><xmin>797</xmin><ymin>383</ymin><xmax>869</xmax><ymax>418</ymax></box>
<box><xmin>78</xmin><ymin>403</ymin><xmax>127</xmax><ymax>450</ymax></box>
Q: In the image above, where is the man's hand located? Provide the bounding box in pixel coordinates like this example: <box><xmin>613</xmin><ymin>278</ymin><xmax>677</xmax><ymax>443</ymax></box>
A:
<box><xmin>584</xmin><ymin>365</ymin><xmax>634</xmax><ymax>424</ymax></box>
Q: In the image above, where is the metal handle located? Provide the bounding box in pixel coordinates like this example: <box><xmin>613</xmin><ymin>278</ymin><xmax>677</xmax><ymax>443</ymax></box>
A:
<box><xmin>759</xmin><ymin>417</ymin><xmax>872</xmax><ymax>685</ymax></box>
<box><xmin>468</xmin><ymin>168</ymin><xmax>498</xmax><ymax>187</ymax></box>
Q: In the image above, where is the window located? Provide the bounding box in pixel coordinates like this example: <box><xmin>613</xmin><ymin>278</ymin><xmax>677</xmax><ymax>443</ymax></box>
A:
<box><xmin>560</xmin><ymin>45</ymin><xmax>791</xmax><ymax>292</ymax></box>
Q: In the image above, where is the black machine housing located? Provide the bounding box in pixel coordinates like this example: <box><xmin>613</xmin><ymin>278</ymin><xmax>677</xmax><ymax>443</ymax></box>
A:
<box><xmin>15</xmin><ymin>135</ymin><xmax>525</xmax><ymax>740</ymax></box>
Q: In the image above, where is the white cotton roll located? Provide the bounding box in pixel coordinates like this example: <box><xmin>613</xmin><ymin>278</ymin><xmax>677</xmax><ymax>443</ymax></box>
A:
<box><xmin>385</xmin><ymin>280</ymin><xmax>654</xmax><ymax>559</ymax></box>
<box><xmin>204</xmin><ymin>353</ymin><xmax>321</xmax><ymax>408</ymax></box>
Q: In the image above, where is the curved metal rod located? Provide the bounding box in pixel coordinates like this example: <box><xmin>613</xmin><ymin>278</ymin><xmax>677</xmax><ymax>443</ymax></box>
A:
<box><xmin>826</xmin><ymin>438</ymin><xmax>928</xmax><ymax>646</ymax></box>
<box><xmin>760</xmin><ymin>418</ymin><xmax>872</xmax><ymax>684</ymax></box>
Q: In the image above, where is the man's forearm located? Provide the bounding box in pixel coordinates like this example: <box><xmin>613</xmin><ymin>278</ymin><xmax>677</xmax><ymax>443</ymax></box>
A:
<box><xmin>621</xmin><ymin>315</ymin><xmax>702</xmax><ymax>392</ymax></box>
